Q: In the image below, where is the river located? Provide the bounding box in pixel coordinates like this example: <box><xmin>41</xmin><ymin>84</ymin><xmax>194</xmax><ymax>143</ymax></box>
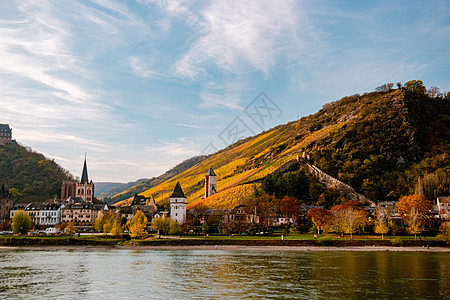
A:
<box><xmin>0</xmin><ymin>248</ymin><xmax>448</xmax><ymax>299</ymax></box>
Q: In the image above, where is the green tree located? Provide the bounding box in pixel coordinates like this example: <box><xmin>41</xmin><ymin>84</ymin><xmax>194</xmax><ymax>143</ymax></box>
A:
<box><xmin>169</xmin><ymin>219</ymin><xmax>182</xmax><ymax>235</ymax></box>
<box><xmin>202</xmin><ymin>221</ymin><xmax>210</xmax><ymax>234</ymax></box>
<box><xmin>151</xmin><ymin>216</ymin><xmax>171</xmax><ymax>237</ymax></box>
<box><xmin>11</xmin><ymin>210</ymin><xmax>31</xmax><ymax>234</ymax></box>
<box><xmin>127</xmin><ymin>210</ymin><xmax>148</xmax><ymax>238</ymax></box>
<box><xmin>404</xmin><ymin>80</ymin><xmax>426</xmax><ymax>95</ymax></box>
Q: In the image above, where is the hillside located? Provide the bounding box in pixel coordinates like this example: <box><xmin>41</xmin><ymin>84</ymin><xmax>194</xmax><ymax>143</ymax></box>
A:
<box><xmin>106</xmin><ymin>155</ymin><xmax>205</xmax><ymax>204</ymax></box>
<box><xmin>95</xmin><ymin>182</ymin><xmax>126</xmax><ymax>198</ymax></box>
<box><xmin>114</xmin><ymin>85</ymin><xmax>449</xmax><ymax>209</ymax></box>
<box><xmin>0</xmin><ymin>142</ymin><xmax>74</xmax><ymax>202</ymax></box>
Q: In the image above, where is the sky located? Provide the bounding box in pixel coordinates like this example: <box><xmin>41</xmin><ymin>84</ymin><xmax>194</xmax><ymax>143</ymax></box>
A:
<box><xmin>1</xmin><ymin>0</ymin><xmax>449</xmax><ymax>183</ymax></box>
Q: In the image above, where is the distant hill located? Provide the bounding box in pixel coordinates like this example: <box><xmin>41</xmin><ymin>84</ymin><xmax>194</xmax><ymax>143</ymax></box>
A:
<box><xmin>95</xmin><ymin>182</ymin><xmax>126</xmax><ymax>198</ymax></box>
<box><xmin>107</xmin><ymin>156</ymin><xmax>205</xmax><ymax>204</ymax></box>
<box><xmin>113</xmin><ymin>83</ymin><xmax>450</xmax><ymax>209</ymax></box>
<box><xmin>0</xmin><ymin>142</ymin><xmax>74</xmax><ymax>202</ymax></box>
<box><xmin>97</xmin><ymin>179</ymin><xmax>146</xmax><ymax>200</ymax></box>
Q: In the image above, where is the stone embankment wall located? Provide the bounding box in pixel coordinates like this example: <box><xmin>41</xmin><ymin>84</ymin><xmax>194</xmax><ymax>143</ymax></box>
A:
<box><xmin>306</xmin><ymin>163</ymin><xmax>375</xmax><ymax>206</ymax></box>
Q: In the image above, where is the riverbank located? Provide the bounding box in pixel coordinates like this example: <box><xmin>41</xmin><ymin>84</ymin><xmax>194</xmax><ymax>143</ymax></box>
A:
<box><xmin>1</xmin><ymin>234</ymin><xmax>449</xmax><ymax>250</ymax></box>
<box><xmin>1</xmin><ymin>245</ymin><xmax>449</xmax><ymax>252</ymax></box>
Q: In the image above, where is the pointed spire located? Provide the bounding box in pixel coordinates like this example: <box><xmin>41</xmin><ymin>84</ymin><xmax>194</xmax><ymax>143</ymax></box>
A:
<box><xmin>80</xmin><ymin>156</ymin><xmax>89</xmax><ymax>184</ymax></box>
<box><xmin>206</xmin><ymin>167</ymin><xmax>216</xmax><ymax>176</ymax></box>
<box><xmin>170</xmin><ymin>182</ymin><xmax>186</xmax><ymax>198</ymax></box>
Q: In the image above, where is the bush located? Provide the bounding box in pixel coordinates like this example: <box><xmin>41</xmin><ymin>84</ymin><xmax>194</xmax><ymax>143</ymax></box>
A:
<box><xmin>316</xmin><ymin>235</ymin><xmax>333</xmax><ymax>246</ymax></box>
<box><xmin>390</xmin><ymin>237</ymin><xmax>403</xmax><ymax>246</ymax></box>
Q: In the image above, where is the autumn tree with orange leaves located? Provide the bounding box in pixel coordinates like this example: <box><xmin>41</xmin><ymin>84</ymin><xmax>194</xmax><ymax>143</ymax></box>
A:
<box><xmin>307</xmin><ymin>207</ymin><xmax>331</xmax><ymax>234</ymax></box>
<box><xmin>280</xmin><ymin>196</ymin><xmax>302</xmax><ymax>225</ymax></box>
<box><xmin>396</xmin><ymin>195</ymin><xmax>432</xmax><ymax>239</ymax></box>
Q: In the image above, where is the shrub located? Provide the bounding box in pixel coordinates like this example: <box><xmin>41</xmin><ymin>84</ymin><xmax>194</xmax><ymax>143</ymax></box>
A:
<box><xmin>390</xmin><ymin>237</ymin><xmax>403</xmax><ymax>247</ymax></box>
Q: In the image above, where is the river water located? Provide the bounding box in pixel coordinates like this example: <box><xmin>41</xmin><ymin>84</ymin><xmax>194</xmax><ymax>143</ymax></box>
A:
<box><xmin>0</xmin><ymin>248</ymin><xmax>448</xmax><ymax>299</ymax></box>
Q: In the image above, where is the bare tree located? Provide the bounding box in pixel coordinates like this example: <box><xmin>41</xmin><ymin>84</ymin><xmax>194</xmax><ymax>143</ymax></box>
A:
<box><xmin>427</xmin><ymin>86</ymin><xmax>443</xmax><ymax>98</ymax></box>
<box><xmin>374</xmin><ymin>204</ymin><xmax>389</xmax><ymax>239</ymax></box>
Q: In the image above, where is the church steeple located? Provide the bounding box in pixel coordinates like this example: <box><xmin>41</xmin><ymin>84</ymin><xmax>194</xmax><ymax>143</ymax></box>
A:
<box><xmin>80</xmin><ymin>155</ymin><xmax>89</xmax><ymax>184</ymax></box>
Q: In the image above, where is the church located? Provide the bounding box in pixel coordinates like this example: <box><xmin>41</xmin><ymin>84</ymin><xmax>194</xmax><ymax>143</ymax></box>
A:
<box><xmin>60</xmin><ymin>156</ymin><xmax>94</xmax><ymax>202</ymax></box>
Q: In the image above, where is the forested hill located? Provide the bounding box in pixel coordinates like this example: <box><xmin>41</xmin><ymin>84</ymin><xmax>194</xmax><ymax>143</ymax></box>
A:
<box><xmin>113</xmin><ymin>81</ymin><xmax>449</xmax><ymax>209</ymax></box>
<box><xmin>0</xmin><ymin>143</ymin><xmax>74</xmax><ymax>202</ymax></box>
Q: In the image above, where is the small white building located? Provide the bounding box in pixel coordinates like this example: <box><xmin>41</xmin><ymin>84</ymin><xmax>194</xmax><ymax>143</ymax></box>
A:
<box><xmin>170</xmin><ymin>182</ymin><xmax>186</xmax><ymax>225</ymax></box>
<box><xmin>40</xmin><ymin>203</ymin><xmax>63</xmax><ymax>226</ymax></box>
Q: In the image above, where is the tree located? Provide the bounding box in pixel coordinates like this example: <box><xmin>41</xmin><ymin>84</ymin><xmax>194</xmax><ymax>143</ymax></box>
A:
<box><xmin>427</xmin><ymin>86</ymin><xmax>443</xmax><ymax>98</ymax></box>
<box><xmin>66</xmin><ymin>221</ymin><xmax>76</xmax><ymax>235</ymax></box>
<box><xmin>396</xmin><ymin>194</ymin><xmax>432</xmax><ymax>239</ymax></box>
<box><xmin>375</xmin><ymin>83</ymin><xmax>394</xmax><ymax>92</ymax></box>
<box><xmin>111</xmin><ymin>221</ymin><xmax>123</xmax><ymax>237</ymax></box>
<box><xmin>202</xmin><ymin>221</ymin><xmax>210</xmax><ymax>234</ymax></box>
<box><xmin>374</xmin><ymin>204</ymin><xmax>389</xmax><ymax>239</ymax></box>
<box><xmin>169</xmin><ymin>219</ymin><xmax>182</xmax><ymax>235</ymax></box>
<box><xmin>245</xmin><ymin>194</ymin><xmax>279</xmax><ymax>229</ymax></box>
<box><xmin>404</xmin><ymin>80</ymin><xmax>426</xmax><ymax>95</ymax></box>
<box><xmin>11</xmin><ymin>210</ymin><xmax>31</xmax><ymax>234</ymax></box>
<box><xmin>280</xmin><ymin>196</ymin><xmax>302</xmax><ymax>224</ymax></box>
<box><xmin>127</xmin><ymin>210</ymin><xmax>148</xmax><ymax>238</ymax></box>
<box><xmin>329</xmin><ymin>202</ymin><xmax>367</xmax><ymax>238</ymax></box>
<box><xmin>306</xmin><ymin>207</ymin><xmax>331</xmax><ymax>234</ymax></box>
<box><xmin>151</xmin><ymin>216</ymin><xmax>170</xmax><ymax>237</ymax></box>
<box><xmin>94</xmin><ymin>210</ymin><xmax>114</xmax><ymax>234</ymax></box>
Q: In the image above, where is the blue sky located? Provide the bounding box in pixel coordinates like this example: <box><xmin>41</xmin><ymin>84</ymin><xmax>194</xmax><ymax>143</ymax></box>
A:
<box><xmin>1</xmin><ymin>0</ymin><xmax>449</xmax><ymax>182</ymax></box>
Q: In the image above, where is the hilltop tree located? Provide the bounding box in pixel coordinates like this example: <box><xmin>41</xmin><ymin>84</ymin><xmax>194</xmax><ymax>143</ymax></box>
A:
<box><xmin>405</xmin><ymin>80</ymin><xmax>426</xmax><ymax>95</ymax></box>
<box><xmin>396</xmin><ymin>194</ymin><xmax>432</xmax><ymax>239</ymax></box>
<box><xmin>427</xmin><ymin>86</ymin><xmax>443</xmax><ymax>98</ymax></box>
<box><xmin>11</xmin><ymin>211</ymin><xmax>31</xmax><ymax>234</ymax></box>
<box><xmin>127</xmin><ymin>210</ymin><xmax>148</xmax><ymax>238</ymax></box>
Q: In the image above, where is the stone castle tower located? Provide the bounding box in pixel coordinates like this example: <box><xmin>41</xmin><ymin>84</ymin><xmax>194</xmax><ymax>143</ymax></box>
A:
<box><xmin>170</xmin><ymin>182</ymin><xmax>186</xmax><ymax>224</ymax></box>
<box><xmin>205</xmin><ymin>168</ymin><xmax>217</xmax><ymax>198</ymax></box>
<box><xmin>76</xmin><ymin>157</ymin><xmax>94</xmax><ymax>202</ymax></box>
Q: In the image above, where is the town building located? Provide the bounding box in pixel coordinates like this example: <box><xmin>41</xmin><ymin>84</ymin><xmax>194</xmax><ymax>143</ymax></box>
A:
<box><xmin>61</xmin><ymin>196</ymin><xmax>101</xmax><ymax>227</ymax></box>
<box><xmin>40</xmin><ymin>203</ymin><xmax>63</xmax><ymax>226</ymax></box>
<box><xmin>0</xmin><ymin>124</ymin><xmax>12</xmax><ymax>144</ymax></box>
<box><xmin>436</xmin><ymin>197</ymin><xmax>450</xmax><ymax>220</ymax></box>
<box><xmin>116</xmin><ymin>194</ymin><xmax>156</xmax><ymax>226</ymax></box>
<box><xmin>204</xmin><ymin>168</ymin><xmax>217</xmax><ymax>198</ymax></box>
<box><xmin>0</xmin><ymin>183</ymin><xmax>13</xmax><ymax>221</ymax></box>
<box><xmin>10</xmin><ymin>203</ymin><xmax>45</xmax><ymax>225</ymax></box>
<box><xmin>170</xmin><ymin>182</ymin><xmax>186</xmax><ymax>224</ymax></box>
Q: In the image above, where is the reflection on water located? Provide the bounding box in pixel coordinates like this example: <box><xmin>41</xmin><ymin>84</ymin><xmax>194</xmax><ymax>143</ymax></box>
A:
<box><xmin>0</xmin><ymin>249</ymin><xmax>448</xmax><ymax>299</ymax></box>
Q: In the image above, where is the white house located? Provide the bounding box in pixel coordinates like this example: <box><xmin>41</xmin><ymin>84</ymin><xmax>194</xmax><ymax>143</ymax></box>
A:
<box><xmin>170</xmin><ymin>182</ymin><xmax>186</xmax><ymax>225</ymax></box>
<box><xmin>40</xmin><ymin>203</ymin><xmax>63</xmax><ymax>226</ymax></box>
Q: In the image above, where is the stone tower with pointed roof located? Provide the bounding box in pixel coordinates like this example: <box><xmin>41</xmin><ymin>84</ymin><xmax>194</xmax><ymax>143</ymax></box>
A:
<box><xmin>170</xmin><ymin>181</ymin><xmax>186</xmax><ymax>224</ymax></box>
<box><xmin>75</xmin><ymin>157</ymin><xmax>94</xmax><ymax>202</ymax></box>
<box><xmin>205</xmin><ymin>167</ymin><xmax>217</xmax><ymax>198</ymax></box>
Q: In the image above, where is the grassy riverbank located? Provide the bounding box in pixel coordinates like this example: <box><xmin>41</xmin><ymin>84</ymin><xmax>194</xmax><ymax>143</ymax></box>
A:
<box><xmin>1</xmin><ymin>234</ymin><xmax>448</xmax><ymax>248</ymax></box>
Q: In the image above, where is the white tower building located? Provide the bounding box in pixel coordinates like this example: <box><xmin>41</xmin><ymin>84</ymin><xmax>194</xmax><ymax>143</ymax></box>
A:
<box><xmin>205</xmin><ymin>168</ymin><xmax>217</xmax><ymax>198</ymax></box>
<box><xmin>170</xmin><ymin>181</ymin><xmax>186</xmax><ymax>224</ymax></box>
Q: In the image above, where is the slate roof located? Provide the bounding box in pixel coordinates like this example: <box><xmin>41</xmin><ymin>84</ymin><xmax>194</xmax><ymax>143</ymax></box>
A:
<box><xmin>206</xmin><ymin>167</ymin><xmax>216</xmax><ymax>176</ymax></box>
<box><xmin>80</xmin><ymin>158</ymin><xmax>89</xmax><ymax>184</ymax></box>
<box><xmin>170</xmin><ymin>181</ymin><xmax>186</xmax><ymax>198</ymax></box>
<box><xmin>0</xmin><ymin>124</ymin><xmax>11</xmax><ymax>132</ymax></box>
